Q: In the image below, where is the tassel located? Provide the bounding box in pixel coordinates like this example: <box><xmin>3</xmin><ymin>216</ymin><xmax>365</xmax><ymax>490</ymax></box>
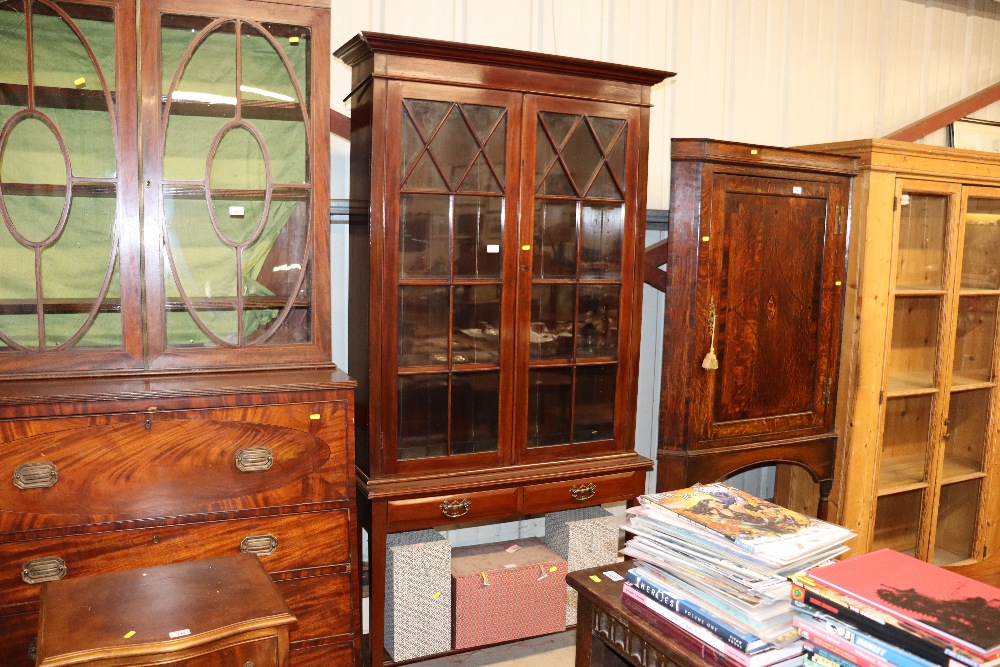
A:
<box><xmin>702</xmin><ymin>297</ymin><xmax>719</xmax><ymax>371</ymax></box>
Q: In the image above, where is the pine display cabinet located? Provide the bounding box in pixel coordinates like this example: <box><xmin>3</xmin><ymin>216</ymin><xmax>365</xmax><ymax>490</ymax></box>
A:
<box><xmin>335</xmin><ymin>32</ymin><xmax>670</xmax><ymax>665</ymax></box>
<box><xmin>800</xmin><ymin>139</ymin><xmax>1000</xmax><ymax>583</ymax></box>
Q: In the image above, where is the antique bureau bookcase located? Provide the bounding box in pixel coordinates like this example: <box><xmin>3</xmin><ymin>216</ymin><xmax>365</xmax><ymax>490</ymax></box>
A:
<box><xmin>800</xmin><ymin>139</ymin><xmax>1000</xmax><ymax>582</ymax></box>
<box><xmin>335</xmin><ymin>32</ymin><xmax>670</xmax><ymax>664</ymax></box>
<box><xmin>656</xmin><ymin>140</ymin><xmax>857</xmax><ymax>520</ymax></box>
<box><xmin>0</xmin><ymin>0</ymin><xmax>359</xmax><ymax>665</ymax></box>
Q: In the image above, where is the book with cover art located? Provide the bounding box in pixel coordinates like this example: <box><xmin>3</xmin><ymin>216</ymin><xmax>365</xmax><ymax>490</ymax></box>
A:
<box><xmin>806</xmin><ymin>549</ymin><xmax>1000</xmax><ymax>659</ymax></box>
<box><xmin>789</xmin><ymin>572</ymin><xmax>998</xmax><ymax>667</ymax></box>
<box><xmin>638</xmin><ymin>484</ymin><xmax>853</xmax><ymax>563</ymax></box>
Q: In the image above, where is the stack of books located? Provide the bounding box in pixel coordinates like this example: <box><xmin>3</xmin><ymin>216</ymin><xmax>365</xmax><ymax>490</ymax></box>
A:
<box><xmin>621</xmin><ymin>483</ymin><xmax>855</xmax><ymax>667</ymax></box>
<box><xmin>790</xmin><ymin>549</ymin><xmax>1000</xmax><ymax>667</ymax></box>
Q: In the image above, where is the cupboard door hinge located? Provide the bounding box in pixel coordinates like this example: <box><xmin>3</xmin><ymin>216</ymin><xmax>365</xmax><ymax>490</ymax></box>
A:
<box><xmin>985</xmin><ymin>545</ymin><xmax>988</xmax><ymax>560</ymax></box>
<box><xmin>834</xmin><ymin>206</ymin><xmax>844</xmax><ymax>235</ymax></box>
<box><xmin>879</xmin><ymin>389</ymin><xmax>884</xmax><ymax>405</ymax></box>
<box><xmin>893</xmin><ymin>196</ymin><xmax>898</xmax><ymax>212</ymax></box>
<box><xmin>821</xmin><ymin>378</ymin><xmax>832</xmax><ymax>406</ymax></box>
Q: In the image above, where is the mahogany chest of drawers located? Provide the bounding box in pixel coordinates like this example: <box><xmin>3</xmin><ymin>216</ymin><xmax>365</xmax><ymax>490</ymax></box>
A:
<box><xmin>0</xmin><ymin>368</ymin><xmax>359</xmax><ymax>667</ymax></box>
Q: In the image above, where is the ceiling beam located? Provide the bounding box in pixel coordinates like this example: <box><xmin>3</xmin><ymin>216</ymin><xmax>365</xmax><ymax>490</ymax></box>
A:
<box><xmin>885</xmin><ymin>81</ymin><xmax>1000</xmax><ymax>141</ymax></box>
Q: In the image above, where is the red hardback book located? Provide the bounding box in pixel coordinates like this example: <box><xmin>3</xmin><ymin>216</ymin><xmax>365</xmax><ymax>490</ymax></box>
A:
<box><xmin>806</xmin><ymin>549</ymin><xmax>1000</xmax><ymax>659</ymax></box>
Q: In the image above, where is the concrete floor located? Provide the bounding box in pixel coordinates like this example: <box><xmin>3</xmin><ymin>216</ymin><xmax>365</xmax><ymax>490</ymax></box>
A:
<box><xmin>417</xmin><ymin>630</ymin><xmax>576</xmax><ymax>667</ymax></box>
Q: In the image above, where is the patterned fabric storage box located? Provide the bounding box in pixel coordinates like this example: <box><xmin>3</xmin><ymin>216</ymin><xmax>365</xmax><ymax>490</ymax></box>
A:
<box><xmin>385</xmin><ymin>529</ymin><xmax>452</xmax><ymax>661</ymax></box>
<box><xmin>545</xmin><ymin>506</ymin><xmax>625</xmax><ymax>624</ymax></box>
<box><xmin>451</xmin><ymin>538</ymin><xmax>567</xmax><ymax>649</ymax></box>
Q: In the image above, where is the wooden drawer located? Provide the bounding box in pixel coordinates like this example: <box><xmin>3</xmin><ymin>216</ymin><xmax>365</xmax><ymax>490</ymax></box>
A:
<box><xmin>0</xmin><ymin>511</ymin><xmax>349</xmax><ymax>606</ymax></box>
<box><xmin>0</xmin><ymin>402</ymin><xmax>351</xmax><ymax>534</ymax></box>
<box><xmin>278</xmin><ymin>570</ymin><xmax>354</xmax><ymax>643</ymax></box>
<box><xmin>0</xmin><ymin>605</ymin><xmax>37</xmax><ymax>667</ymax></box>
<box><xmin>289</xmin><ymin>639</ymin><xmax>354</xmax><ymax>667</ymax></box>
<box><xmin>386</xmin><ymin>487</ymin><xmax>520</xmax><ymax>531</ymax></box>
<box><xmin>522</xmin><ymin>471</ymin><xmax>644</xmax><ymax>514</ymax></box>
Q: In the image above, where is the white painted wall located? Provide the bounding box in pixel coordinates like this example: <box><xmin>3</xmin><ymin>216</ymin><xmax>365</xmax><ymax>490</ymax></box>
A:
<box><xmin>330</xmin><ymin>0</ymin><xmax>1000</xmax><ymax>544</ymax></box>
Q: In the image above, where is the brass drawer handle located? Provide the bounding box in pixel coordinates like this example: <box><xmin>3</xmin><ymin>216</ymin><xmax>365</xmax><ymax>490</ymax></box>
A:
<box><xmin>236</xmin><ymin>447</ymin><xmax>273</xmax><ymax>472</ymax></box>
<box><xmin>22</xmin><ymin>556</ymin><xmax>67</xmax><ymax>584</ymax></box>
<box><xmin>569</xmin><ymin>483</ymin><xmax>597</xmax><ymax>501</ymax></box>
<box><xmin>13</xmin><ymin>461</ymin><xmax>58</xmax><ymax>490</ymax></box>
<box><xmin>240</xmin><ymin>534</ymin><xmax>279</xmax><ymax>556</ymax></box>
<box><xmin>440</xmin><ymin>499</ymin><xmax>471</xmax><ymax>518</ymax></box>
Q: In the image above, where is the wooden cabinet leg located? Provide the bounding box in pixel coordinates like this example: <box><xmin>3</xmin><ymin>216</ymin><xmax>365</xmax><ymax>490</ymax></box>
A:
<box><xmin>367</xmin><ymin>502</ymin><xmax>388</xmax><ymax>667</ymax></box>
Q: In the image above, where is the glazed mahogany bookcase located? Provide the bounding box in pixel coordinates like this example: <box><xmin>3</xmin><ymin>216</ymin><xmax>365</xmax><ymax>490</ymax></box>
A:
<box><xmin>336</xmin><ymin>32</ymin><xmax>670</xmax><ymax>665</ymax></box>
<box><xmin>0</xmin><ymin>1</ymin><xmax>359</xmax><ymax>664</ymax></box>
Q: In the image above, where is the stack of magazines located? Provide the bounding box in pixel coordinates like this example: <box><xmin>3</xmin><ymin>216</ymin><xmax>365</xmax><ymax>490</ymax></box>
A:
<box><xmin>621</xmin><ymin>483</ymin><xmax>855</xmax><ymax>667</ymax></box>
<box><xmin>790</xmin><ymin>549</ymin><xmax>1000</xmax><ymax>667</ymax></box>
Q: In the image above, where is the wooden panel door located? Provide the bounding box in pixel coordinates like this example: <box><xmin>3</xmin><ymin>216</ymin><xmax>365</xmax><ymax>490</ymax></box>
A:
<box><xmin>688</xmin><ymin>172</ymin><xmax>849</xmax><ymax>447</ymax></box>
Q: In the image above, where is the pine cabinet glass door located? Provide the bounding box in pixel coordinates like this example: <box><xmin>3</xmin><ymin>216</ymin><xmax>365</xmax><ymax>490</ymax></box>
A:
<box><xmin>874</xmin><ymin>180</ymin><xmax>1000</xmax><ymax>566</ymax></box>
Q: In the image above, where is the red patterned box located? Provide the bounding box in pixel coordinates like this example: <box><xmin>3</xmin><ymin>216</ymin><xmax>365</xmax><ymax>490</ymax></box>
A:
<box><xmin>451</xmin><ymin>537</ymin><xmax>567</xmax><ymax>649</ymax></box>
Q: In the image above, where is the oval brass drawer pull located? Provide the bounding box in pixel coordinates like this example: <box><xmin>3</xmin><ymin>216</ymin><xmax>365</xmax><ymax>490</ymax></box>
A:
<box><xmin>22</xmin><ymin>556</ymin><xmax>67</xmax><ymax>584</ymax></box>
<box><xmin>240</xmin><ymin>534</ymin><xmax>279</xmax><ymax>556</ymax></box>
<box><xmin>13</xmin><ymin>461</ymin><xmax>58</xmax><ymax>490</ymax></box>
<box><xmin>569</xmin><ymin>483</ymin><xmax>597</xmax><ymax>501</ymax></box>
<box><xmin>440</xmin><ymin>499</ymin><xmax>471</xmax><ymax>518</ymax></box>
<box><xmin>235</xmin><ymin>447</ymin><xmax>273</xmax><ymax>472</ymax></box>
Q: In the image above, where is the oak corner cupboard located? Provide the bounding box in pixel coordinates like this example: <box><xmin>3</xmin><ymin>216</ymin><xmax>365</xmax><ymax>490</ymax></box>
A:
<box><xmin>0</xmin><ymin>1</ymin><xmax>359</xmax><ymax>665</ymax></box>
<box><xmin>799</xmin><ymin>138</ymin><xmax>1000</xmax><ymax>582</ymax></box>
<box><xmin>656</xmin><ymin>139</ymin><xmax>857</xmax><ymax>520</ymax></box>
<box><xmin>335</xmin><ymin>31</ymin><xmax>670</xmax><ymax>665</ymax></box>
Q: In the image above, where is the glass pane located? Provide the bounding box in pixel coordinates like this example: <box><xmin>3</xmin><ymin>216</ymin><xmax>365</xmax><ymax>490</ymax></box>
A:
<box><xmin>31</xmin><ymin>4</ymin><xmax>115</xmax><ymax>179</ymax></box>
<box><xmin>580</xmin><ymin>203</ymin><xmax>623</xmax><ymax>278</ymax></box>
<box><xmin>933</xmin><ymin>479</ymin><xmax>981</xmax><ymax>566</ymax></box>
<box><xmin>873</xmin><ymin>490</ymin><xmax>922</xmax><ymax>556</ymax></box>
<box><xmin>533</xmin><ymin>201</ymin><xmax>577</xmax><ymax>278</ymax></box>
<box><xmin>40</xmin><ymin>194</ymin><xmax>117</xmax><ymax>344</ymax></box>
<box><xmin>451</xmin><ymin>371</ymin><xmax>499</xmax><ymax>455</ymax></box>
<box><xmin>944</xmin><ymin>389</ymin><xmax>991</xmax><ymax>477</ymax></box>
<box><xmin>453</xmin><ymin>196</ymin><xmax>502</xmax><ymax>279</ymax></box>
<box><xmin>527</xmin><ymin>368</ymin><xmax>572</xmax><ymax>447</ymax></box>
<box><xmin>398</xmin><ymin>374</ymin><xmax>449</xmax><ymax>460</ymax></box>
<box><xmin>531</xmin><ymin>284</ymin><xmax>575</xmax><ymax>361</ymax></box>
<box><xmin>402</xmin><ymin>99</ymin><xmax>506</xmax><ymax>194</ymax></box>
<box><xmin>896</xmin><ymin>193</ymin><xmax>948</xmax><ymax>290</ymax></box>
<box><xmin>962</xmin><ymin>198</ymin><xmax>1000</xmax><ymax>290</ymax></box>
<box><xmin>577</xmin><ymin>285</ymin><xmax>619</xmax><ymax>359</ymax></box>
<box><xmin>879</xmin><ymin>395</ymin><xmax>931</xmax><ymax>490</ymax></box>
<box><xmin>398</xmin><ymin>286</ymin><xmax>449</xmax><ymax>367</ymax></box>
<box><xmin>574</xmin><ymin>364</ymin><xmax>617</xmax><ymax>442</ymax></box>
<box><xmin>536</xmin><ymin>113</ymin><xmax>575</xmax><ymax>197</ymax></box>
<box><xmin>589</xmin><ymin>117</ymin><xmax>626</xmax><ymax>200</ymax></box>
<box><xmin>399</xmin><ymin>193</ymin><xmax>450</xmax><ymax>279</ymax></box>
<box><xmin>453</xmin><ymin>285</ymin><xmax>501</xmax><ymax>365</ymax></box>
<box><xmin>952</xmin><ymin>296</ymin><xmax>998</xmax><ymax>385</ymax></box>
<box><xmin>886</xmin><ymin>296</ymin><xmax>941</xmax><ymax>392</ymax></box>
<box><xmin>0</xmin><ymin>2</ymin><xmax>121</xmax><ymax>354</ymax></box>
